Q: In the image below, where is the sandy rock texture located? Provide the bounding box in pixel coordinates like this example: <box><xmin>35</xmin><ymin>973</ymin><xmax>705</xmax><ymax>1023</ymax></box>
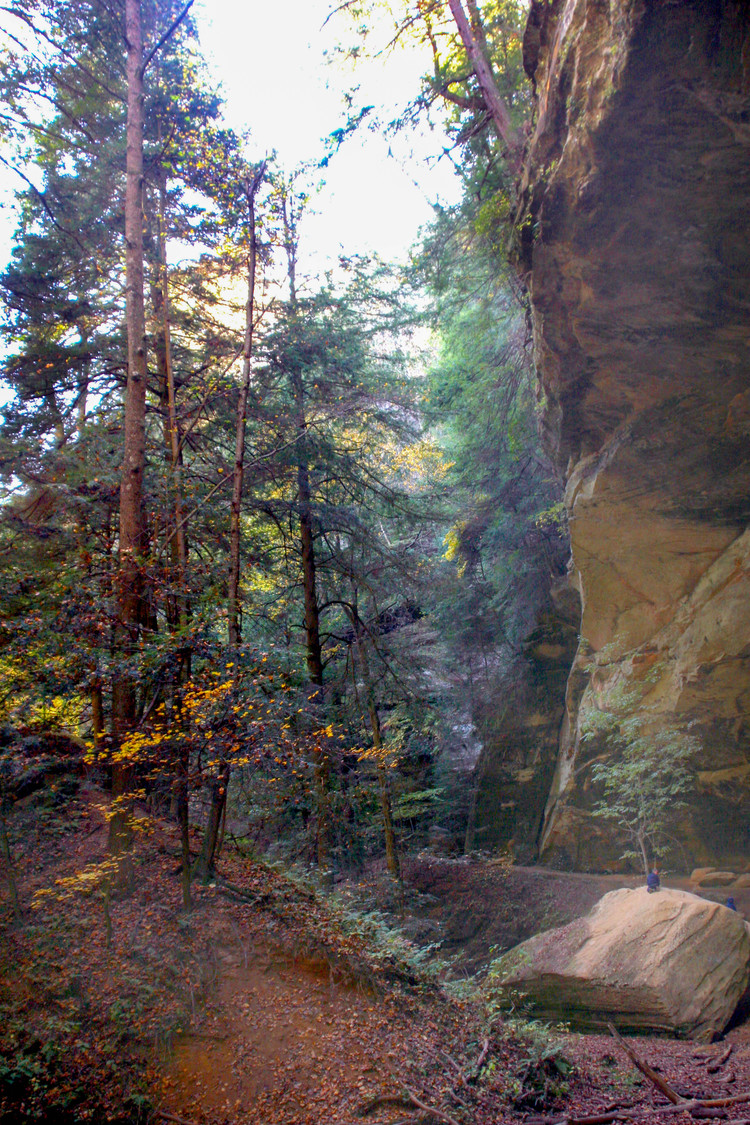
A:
<box><xmin>493</xmin><ymin>887</ymin><xmax>750</xmax><ymax>1040</ymax></box>
<box><xmin>516</xmin><ymin>0</ymin><xmax>750</xmax><ymax>868</ymax></box>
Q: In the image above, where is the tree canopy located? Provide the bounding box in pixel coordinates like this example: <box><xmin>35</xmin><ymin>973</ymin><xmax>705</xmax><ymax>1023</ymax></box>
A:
<box><xmin>0</xmin><ymin>0</ymin><xmax>567</xmax><ymax>891</ymax></box>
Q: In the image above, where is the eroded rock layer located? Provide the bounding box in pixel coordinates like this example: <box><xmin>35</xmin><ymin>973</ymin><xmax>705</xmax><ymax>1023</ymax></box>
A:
<box><xmin>518</xmin><ymin>0</ymin><xmax>750</xmax><ymax>867</ymax></box>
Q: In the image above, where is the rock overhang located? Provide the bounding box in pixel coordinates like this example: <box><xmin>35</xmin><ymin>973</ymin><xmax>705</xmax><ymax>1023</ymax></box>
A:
<box><xmin>515</xmin><ymin>0</ymin><xmax>750</xmax><ymax>869</ymax></box>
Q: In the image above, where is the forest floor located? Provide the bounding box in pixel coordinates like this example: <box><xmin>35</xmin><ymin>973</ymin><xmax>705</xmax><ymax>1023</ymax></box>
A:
<box><xmin>3</xmin><ymin>781</ymin><xmax>750</xmax><ymax>1125</ymax></box>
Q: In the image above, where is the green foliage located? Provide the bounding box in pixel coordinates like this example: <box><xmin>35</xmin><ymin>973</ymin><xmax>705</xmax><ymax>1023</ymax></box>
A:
<box><xmin>393</xmin><ymin>787</ymin><xmax>446</xmax><ymax>822</ymax></box>
<box><xmin>582</xmin><ymin>686</ymin><xmax>699</xmax><ymax>873</ymax></box>
<box><xmin>500</xmin><ymin>1017</ymin><xmax>573</xmax><ymax>1108</ymax></box>
<box><xmin>417</xmin><ymin>190</ymin><xmax>567</xmax><ymax>651</ymax></box>
<box><xmin>335</xmin><ymin>903</ymin><xmax>443</xmax><ymax>975</ymax></box>
<box><xmin>0</xmin><ymin>0</ymin><xmax>557</xmax><ymax>882</ymax></box>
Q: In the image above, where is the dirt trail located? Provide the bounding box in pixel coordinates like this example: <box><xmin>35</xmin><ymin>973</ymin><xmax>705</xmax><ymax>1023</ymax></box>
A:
<box><xmin>157</xmin><ymin>861</ymin><xmax>750</xmax><ymax>1124</ymax></box>
<box><xmin>6</xmin><ymin>783</ymin><xmax>750</xmax><ymax>1125</ymax></box>
<box><xmin>161</xmin><ymin>947</ymin><xmax>398</xmax><ymax>1124</ymax></box>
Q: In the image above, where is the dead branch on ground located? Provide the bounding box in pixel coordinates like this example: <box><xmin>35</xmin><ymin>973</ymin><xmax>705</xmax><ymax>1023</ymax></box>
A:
<box><xmin>708</xmin><ymin>1047</ymin><xmax>734</xmax><ymax>1074</ymax></box>
<box><xmin>608</xmin><ymin>1023</ymin><xmax>684</xmax><ymax>1105</ymax></box>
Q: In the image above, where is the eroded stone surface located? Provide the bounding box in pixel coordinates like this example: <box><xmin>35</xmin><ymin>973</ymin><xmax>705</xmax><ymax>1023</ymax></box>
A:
<box><xmin>517</xmin><ymin>0</ymin><xmax>750</xmax><ymax>868</ymax></box>
<box><xmin>493</xmin><ymin>887</ymin><xmax>750</xmax><ymax>1040</ymax></box>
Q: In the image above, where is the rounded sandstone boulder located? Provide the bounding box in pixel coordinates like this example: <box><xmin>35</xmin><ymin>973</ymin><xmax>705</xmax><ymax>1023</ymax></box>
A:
<box><xmin>491</xmin><ymin>888</ymin><xmax>750</xmax><ymax>1041</ymax></box>
<box><xmin>691</xmin><ymin>869</ymin><xmax>737</xmax><ymax>887</ymax></box>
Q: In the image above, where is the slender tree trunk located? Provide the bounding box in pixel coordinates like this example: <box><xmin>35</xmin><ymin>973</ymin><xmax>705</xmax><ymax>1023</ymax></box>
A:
<box><xmin>215</xmin><ymin>795</ymin><xmax>227</xmax><ymax>862</ymax></box>
<box><xmin>0</xmin><ymin>803</ymin><xmax>21</xmax><ymax>920</ymax></box>
<box><xmin>228</xmin><ymin>163</ymin><xmax>265</xmax><ymax>646</ymax></box>
<box><xmin>372</xmin><ymin>715</ymin><xmax>399</xmax><ymax>881</ymax></box>
<box><xmin>284</xmin><ymin>206</ymin><xmax>323</xmax><ymax>688</ymax></box>
<box><xmin>446</xmin><ymin>0</ymin><xmax>523</xmax><ymax>172</ymax></box>
<box><xmin>151</xmin><ymin>276</ymin><xmax>179</xmax><ymax>625</ymax></box>
<box><xmin>637</xmin><ymin>829</ymin><xmax>650</xmax><ymax>880</ymax></box>
<box><xmin>297</xmin><ymin>458</ymin><xmax>324</xmax><ymax>688</ymax></box>
<box><xmin>193</xmin><ymin>762</ymin><xmax>230</xmax><ymax>883</ymax></box>
<box><xmin>281</xmin><ymin>187</ymin><xmax>329</xmax><ymax>867</ymax></box>
<box><xmin>178</xmin><ymin>739</ymin><xmax>191</xmax><ymax>909</ymax></box>
<box><xmin>149</xmin><ymin>173</ymin><xmax>193</xmax><ymax>909</ymax></box>
<box><xmin>293</xmin><ymin>400</ymin><xmax>329</xmax><ymax>867</ymax></box>
<box><xmin>351</xmin><ymin>610</ymin><xmax>400</xmax><ymax>880</ymax></box>
<box><xmin>110</xmin><ymin>0</ymin><xmax>148</xmax><ymax>862</ymax></box>
<box><xmin>155</xmin><ymin>177</ymin><xmax>188</xmax><ymax>616</ymax></box>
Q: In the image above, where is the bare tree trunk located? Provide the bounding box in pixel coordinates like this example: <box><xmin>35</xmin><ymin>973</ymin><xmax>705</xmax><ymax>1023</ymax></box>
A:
<box><xmin>193</xmin><ymin>762</ymin><xmax>230</xmax><ymax>883</ymax></box>
<box><xmin>282</xmin><ymin>189</ymin><xmax>324</xmax><ymax>689</ymax></box>
<box><xmin>446</xmin><ymin>0</ymin><xmax>523</xmax><ymax>172</ymax></box>
<box><xmin>295</xmin><ymin>410</ymin><xmax>328</xmax><ymax>866</ymax></box>
<box><xmin>281</xmin><ymin>185</ymin><xmax>329</xmax><ymax>867</ymax></box>
<box><xmin>228</xmin><ymin>163</ymin><xmax>265</xmax><ymax>646</ymax></box>
<box><xmin>215</xmin><ymin>794</ymin><xmax>227</xmax><ymax>862</ymax></box>
<box><xmin>147</xmin><ymin>171</ymin><xmax>189</xmax><ymax>629</ymax></box>
<box><xmin>298</xmin><ymin>457</ymin><xmax>324</xmax><ymax>688</ymax></box>
<box><xmin>178</xmin><ymin>739</ymin><xmax>191</xmax><ymax>910</ymax></box>
<box><xmin>350</xmin><ymin>610</ymin><xmax>400</xmax><ymax>880</ymax></box>
<box><xmin>0</xmin><ymin>803</ymin><xmax>21</xmax><ymax>920</ymax></box>
<box><xmin>110</xmin><ymin>0</ymin><xmax>148</xmax><ymax>863</ymax></box>
<box><xmin>637</xmin><ymin>829</ymin><xmax>650</xmax><ymax>880</ymax></box>
<box><xmin>148</xmin><ymin>169</ymin><xmax>193</xmax><ymax>909</ymax></box>
<box><xmin>372</xmin><ymin>716</ymin><xmax>400</xmax><ymax>881</ymax></box>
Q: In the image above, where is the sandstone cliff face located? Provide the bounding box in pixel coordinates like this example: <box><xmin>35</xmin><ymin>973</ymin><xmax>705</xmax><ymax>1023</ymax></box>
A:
<box><xmin>518</xmin><ymin>0</ymin><xmax>750</xmax><ymax>868</ymax></box>
<box><xmin>468</xmin><ymin>597</ymin><xmax>578</xmax><ymax>862</ymax></box>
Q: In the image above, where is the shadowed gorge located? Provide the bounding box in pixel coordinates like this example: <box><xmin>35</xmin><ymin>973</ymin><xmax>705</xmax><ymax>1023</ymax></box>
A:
<box><xmin>4</xmin><ymin>0</ymin><xmax>750</xmax><ymax>1119</ymax></box>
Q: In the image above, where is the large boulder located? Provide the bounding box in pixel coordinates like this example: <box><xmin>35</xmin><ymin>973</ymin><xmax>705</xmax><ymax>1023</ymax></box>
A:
<box><xmin>491</xmin><ymin>888</ymin><xmax>750</xmax><ymax>1040</ymax></box>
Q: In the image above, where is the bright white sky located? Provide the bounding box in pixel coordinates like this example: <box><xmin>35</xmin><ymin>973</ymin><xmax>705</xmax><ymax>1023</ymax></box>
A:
<box><xmin>193</xmin><ymin>0</ymin><xmax>462</xmax><ymax>271</ymax></box>
<box><xmin>0</xmin><ymin>0</ymin><xmax>462</xmax><ymax>275</ymax></box>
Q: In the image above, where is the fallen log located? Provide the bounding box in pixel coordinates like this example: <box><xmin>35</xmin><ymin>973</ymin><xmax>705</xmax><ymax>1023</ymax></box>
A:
<box><xmin>400</xmin><ymin>1082</ymin><xmax>462</xmax><ymax>1125</ymax></box>
<box><xmin>155</xmin><ymin>1111</ymin><xmax>203</xmax><ymax>1125</ymax></box>
<box><xmin>357</xmin><ymin>1092</ymin><xmax>415</xmax><ymax>1117</ymax></box>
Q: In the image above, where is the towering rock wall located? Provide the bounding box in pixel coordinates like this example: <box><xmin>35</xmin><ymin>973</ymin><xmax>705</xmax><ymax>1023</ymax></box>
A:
<box><xmin>518</xmin><ymin>0</ymin><xmax>750</xmax><ymax>868</ymax></box>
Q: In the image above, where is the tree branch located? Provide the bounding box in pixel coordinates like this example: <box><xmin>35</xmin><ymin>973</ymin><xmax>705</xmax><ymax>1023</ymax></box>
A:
<box><xmin>608</xmin><ymin>1024</ymin><xmax>684</xmax><ymax>1105</ymax></box>
<box><xmin>0</xmin><ymin>154</ymin><xmax>89</xmax><ymax>255</ymax></box>
<box><xmin>445</xmin><ymin>0</ymin><xmax>523</xmax><ymax>172</ymax></box>
<box><xmin>142</xmin><ymin>0</ymin><xmax>195</xmax><ymax>73</ymax></box>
